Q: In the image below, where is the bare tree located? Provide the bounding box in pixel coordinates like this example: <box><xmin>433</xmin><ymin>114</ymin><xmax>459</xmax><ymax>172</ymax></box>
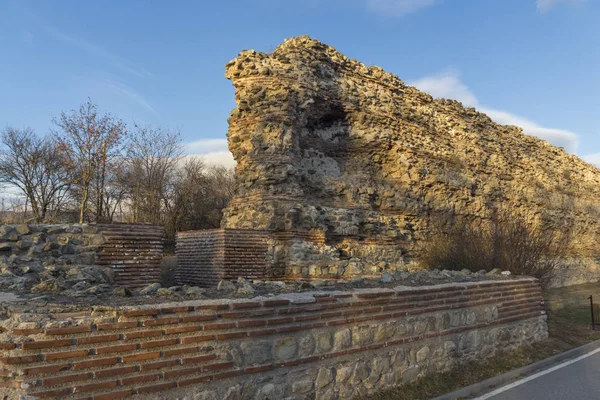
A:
<box><xmin>120</xmin><ymin>124</ymin><xmax>182</xmax><ymax>225</ymax></box>
<box><xmin>53</xmin><ymin>99</ymin><xmax>127</xmax><ymax>223</ymax></box>
<box><xmin>166</xmin><ymin>158</ymin><xmax>235</xmax><ymax>236</ymax></box>
<box><xmin>0</xmin><ymin>127</ymin><xmax>71</xmax><ymax>222</ymax></box>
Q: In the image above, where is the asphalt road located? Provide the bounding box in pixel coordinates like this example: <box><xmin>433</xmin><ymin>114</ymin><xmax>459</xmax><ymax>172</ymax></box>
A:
<box><xmin>477</xmin><ymin>350</ymin><xmax>600</xmax><ymax>400</ymax></box>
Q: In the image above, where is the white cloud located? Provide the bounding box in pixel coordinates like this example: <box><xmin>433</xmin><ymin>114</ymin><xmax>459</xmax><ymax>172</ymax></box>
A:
<box><xmin>104</xmin><ymin>79</ymin><xmax>158</xmax><ymax>116</ymax></box>
<box><xmin>184</xmin><ymin>139</ymin><xmax>230</xmax><ymax>154</ymax></box>
<box><xmin>582</xmin><ymin>153</ymin><xmax>600</xmax><ymax>168</ymax></box>
<box><xmin>365</xmin><ymin>0</ymin><xmax>439</xmax><ymax>17</ymax></box>
<box><xmin>44</xmin><ymin>25</ymin><xmax>152</xmax><ymax>78</ymax></box>
<box><xmin>409</xmin><ymin>69</ymin><xmax>580</xmax><ymax>153</ymax></box>
<box><xmin>479</xmin><ymin>108</ymin><xmax>579</xmax><ymax>152</ymax></box>
<box><xmin>183</xmin><ymin>139</ymin><xmax>235</xmax><ymax>168</ymax></box>
<box><xmin>411</xmin><ymin>69</ymin><xmax>478</xmax><ymax>106</ymax></box>
<box><xmin>197</xmin><ymin>151</ymin><xmax>236</xmax><ymax>168</ymax></box>
<box><xmin>537</xmin><ymin>0</ymin><xmax>587</xmax><ymax>12</ymax></box>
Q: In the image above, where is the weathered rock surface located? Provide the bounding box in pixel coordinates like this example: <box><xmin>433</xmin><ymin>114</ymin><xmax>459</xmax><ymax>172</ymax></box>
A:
<box><xmin>221</xmin><ymin>36</ymin><xmax>600</xmax><ymax>280</ymax></box>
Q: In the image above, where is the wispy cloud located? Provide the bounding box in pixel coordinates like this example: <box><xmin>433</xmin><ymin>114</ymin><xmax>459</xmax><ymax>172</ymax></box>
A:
<box><xmin>365</xmin><ymin>0</ymin><xmax>440</xmax><ymax>17</ymax></box>
<box><xmin>582</xmin><ymin>153</ymin><xmax>600</xmax><ymax>168</ymax></box>
<box><xmin>410</xmin><ymin>69</ymin><xmax>580</xmax><ymax>153</ymax></box>
<box><xmin>536</xmin><ymin>0</ymin><xmax>587</xmax><ymax>13</ymax></box>
<box><xmin>103</xmin><ymin>79</ymin><xmax>158</xmax><ymax>116</ymax></box>
<box><xmin>43</xmin><ymin>25</ymin><xmax>151</xmax><ymax>78</ymax></box>
<box><xmin>185</xmin><ymin>139</ymin><xmax>230</xmax><ymax>154</ymax></box>
<box><xmin>183</xmin><ymin>139</ymin><xmax>235</xmax><ymax>168</ymax></box>
<box><xmin>410</xmin><ymin>68</ymin><xmax>478</xmax><ymax>106</ymax></box>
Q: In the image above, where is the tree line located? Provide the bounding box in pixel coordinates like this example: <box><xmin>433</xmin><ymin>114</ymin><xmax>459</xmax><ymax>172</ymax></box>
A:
<box><xmin>0</xmin><ymin>99</ymin><xmax>235</xmax><ymax>242</ymax></box>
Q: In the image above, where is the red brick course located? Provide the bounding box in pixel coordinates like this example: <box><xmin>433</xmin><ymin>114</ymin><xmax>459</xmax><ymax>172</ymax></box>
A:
<box><xmin>0</xmin><ymin>279</ymin><xmax>545</xmax><ymax>399</ymax></box>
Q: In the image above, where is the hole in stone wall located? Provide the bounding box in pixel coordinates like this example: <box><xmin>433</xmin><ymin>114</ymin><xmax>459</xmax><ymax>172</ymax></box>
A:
<box><xmin>306</xmin><ymin>103</ymin><xmax>347</xmax><ymax>130</ymax></box>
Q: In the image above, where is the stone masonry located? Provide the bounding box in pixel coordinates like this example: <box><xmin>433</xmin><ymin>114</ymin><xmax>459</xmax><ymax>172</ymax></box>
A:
<box><xmin>0</xmin><ymin>223</ymin><xmax>164</xmax><ymax>291</ymax></box>
<box><xmin>211</xmin><ymin>35</ymin><xmax>600</xmax><ymax>283</ymax></box>
<box><xmin>0</xmin><ymin>278</ymin><xmax>547</xmax><ymax>399</ymax></box>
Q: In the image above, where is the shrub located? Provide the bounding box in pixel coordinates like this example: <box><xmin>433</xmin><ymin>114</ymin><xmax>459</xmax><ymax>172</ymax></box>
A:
<box><xmin>421</xmin><ymin>211</ymin><xmax>571</xmax><ymax>287</ymax></box>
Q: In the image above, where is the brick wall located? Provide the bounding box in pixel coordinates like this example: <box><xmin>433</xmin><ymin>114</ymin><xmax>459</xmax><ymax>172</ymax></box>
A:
<box><xmin>95</xmin><ymin>224</ymin><xmax>165</xmax><ymax>287</ymax></box>
<box><xmin>0</xmin><ymin>278</ymin><xmax>548</xmax><ymax>399</ymax></box>
<box><xmin>0</xmin><ymin>223</ymin><xmax>164</xmax><ymax>289</ymax></box>
<box><xmin>175</xmin><ymin>229</ymin><xmax>270</xmax><ymax>287</ymax></box>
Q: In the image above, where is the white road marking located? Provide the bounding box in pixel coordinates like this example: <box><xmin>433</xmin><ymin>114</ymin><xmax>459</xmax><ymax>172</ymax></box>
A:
<box><xmin>474</xmin><ymin>347</ymin><xmax>600</xmax><ymax>399</ymax></box>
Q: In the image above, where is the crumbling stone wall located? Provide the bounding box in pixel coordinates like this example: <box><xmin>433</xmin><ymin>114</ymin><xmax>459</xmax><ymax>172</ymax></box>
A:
<box><xmin>0</xmin><ymin>223</ymin><xmax>164</xmax><ymax>291</ymax></box>
<box><xmin>0</xmin><ymin>278</ymin><xmax>547</xmax><ymax>399</ymax></box>
<box><xmin>220</xmin><ymin>36</ymin><xmax>600</xmax><ymax>282</ymax></box>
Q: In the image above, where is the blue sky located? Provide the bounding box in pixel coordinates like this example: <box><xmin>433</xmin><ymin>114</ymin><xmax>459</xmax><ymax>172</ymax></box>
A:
<box><xmin>0</xmin><ymin>0</ymin><xmax>598</xmax><ymax>167</ymax></box>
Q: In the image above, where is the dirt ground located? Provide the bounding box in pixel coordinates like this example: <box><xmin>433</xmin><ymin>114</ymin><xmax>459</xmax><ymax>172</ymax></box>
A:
<box><xmin>370</xmin><ymin>282</ymin><xmax>600</xmax><ymax>400</ymax></box>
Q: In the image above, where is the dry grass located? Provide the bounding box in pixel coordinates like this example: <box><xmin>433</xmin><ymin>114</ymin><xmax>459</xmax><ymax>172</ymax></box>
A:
<box><xmin>369</xmin><ymin>283</ymin><xmax>600</xmax><ymax>400</ymax></box>
<box><xmin>421</xmin><ymin>211</ymin><xmax>572</xmax><ymax>288</ymax></box>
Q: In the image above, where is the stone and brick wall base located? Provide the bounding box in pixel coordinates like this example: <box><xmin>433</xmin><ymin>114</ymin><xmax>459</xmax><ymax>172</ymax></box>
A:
<box><xmin>174</xmin><ymin>228</ymin><xmax>412</xmax><ymax>287</ymax></box>
<box><xmin>94</xmin><ymin>224</ymin><xmax>165</xmax><ymax>287</ymax></box>
<box><xmin>175</xmin><ymin>229</ymin><xmax>270</xmax><ymax>287</ymax></box>
<box><xmin>0</xmin><ymin>223</ymin><xmax>164</xmax><ymax>288</ymax></box>
<box><xmin>0</xmin><ymin>278</ymin><xmax>547</xmax><ymax>399</ymax></box>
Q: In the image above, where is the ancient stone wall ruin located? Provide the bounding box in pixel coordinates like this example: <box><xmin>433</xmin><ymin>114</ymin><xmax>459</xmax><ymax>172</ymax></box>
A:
<box><xmin>0</xmin><ymin>278</ymin><xmax>547</xmax><ymax>399</ymax></box>
<box><xmin>0</xmin><ymin>224</ymin><xmax>164</xmax><ymax>291</ymax></box>
<box><xmin>209</xmin><ymin>36</ymin><xmax>600</xmax><ymax>285</ymax></box>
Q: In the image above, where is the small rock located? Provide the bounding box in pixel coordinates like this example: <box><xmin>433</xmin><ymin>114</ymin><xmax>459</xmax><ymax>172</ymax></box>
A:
<box><xmin>16</xmin><ymin>238</ymin><xmax>33</xmax><ymax>250</ymax></box>
<box><xmin>66</xmin><ymin>267</ymin><xmax>85</xmax><ymax>279</ymax></box>
<box><xmin>274</xmin><ymin>337</ymin><xmax>297</xmax><ymax>360</ymax></box>
<box><xmin>184</xmin><ymin>286</ymin><xmax>204</xmax><ymax>296</ymax></box>
<box><xmin>217</xmin><ymin>280</ymin><xmax>236</xmax><ymax>292</ymax></box>
<box><xmin>240</xmin><ymin>341</ymin><xmax>272</xmax><ymax>365</ymax></box>
<box><xmin>139</xmin><ymin>282</ymin><xmax>161</xmax><ymax>295</ymax></box>
<box><xmin>501</xmin><ymin>270</ymin><xmax>512</xmax><ymax>276</ymax></box>
<box><xmin>42</xmin><ymin>242</ymin><xmax>59</xmax><ymax>252</ymax></box>
<box><xmin>31</xmin><ymin>279</ymin><xmax>60</xmax><ymax>294</ymax></box>
<box><xmin>113</xmin><ymin>287</ymin><xmax>132</xmax><ymax>297</ymax></box>
<box><xmin>416</xmin><ymin>346</ymin><xmax>430</xmax><ymax>363</ymax></box>
<box><xmin>299</xmin><ymin>281</ymin><xmax>312</xmax><ymax>289</ymax></box>
<box><xmin>14</xmin><ymin>224</ymin><xmax>30</xmax><ymax>235</ymax></box>
<box><xmin>236</xmin><ymin>277</ymin><xmax>255</xmax><ymax>294</ymax></box>
<box><xmin>237</xmin><ymin>285</ymin><xmax>255</xmax><ymax>295</ymax></box>
<box><xmin>310</xmin><ymin>279</ymin><xmax>327</xmax><ymax>288</ymax></box>
<box><xmin>71</xmin><ymin>281</ymin><xmax>90</xmax><ymax>291</ymax></box>
<box><xmin>266</xmin><ymin>280</ymin><xmax>286</xmax><ymax>287</ymax></box>
<box><xmin>316</xmin><ymin>367</ymin><xmax>333</xmax><ymax>389</ymax></box>
<box><xmin>441</xmin><ymin>270</ymin><xmax>453</xmax><ymax>278</ymax></box>
<box><xmin>157</xmin><ymin>288</ymin><xmax>173</xmax><ymax>296</ymax></box>
<box><xmin>380</xmin><ymin>273</ymin><xmax>394</xmax><ymax>283</ymax></box>
<box><xmin>65</xmin><ymin>226</ymin><xmax>82</xmax><ymax>234</ymax></box>
<box><xmin>0</xmin><ymin>243</ymin><xmax>12</xmax><ymax>252</ymax></box>
<box><xmin>46</xmin><ymin>225</ymin><xmax>66</xmax><ymax>234</ymax></box>
<box><xmin>292</xmin><ymin>379</ymin><xmax>313</xmax><ymax>394</ymax></box>
<box><xmin>86</xmin><ymin>284</ymin><xmax>110</xmax><ymax>294</ymax></box>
